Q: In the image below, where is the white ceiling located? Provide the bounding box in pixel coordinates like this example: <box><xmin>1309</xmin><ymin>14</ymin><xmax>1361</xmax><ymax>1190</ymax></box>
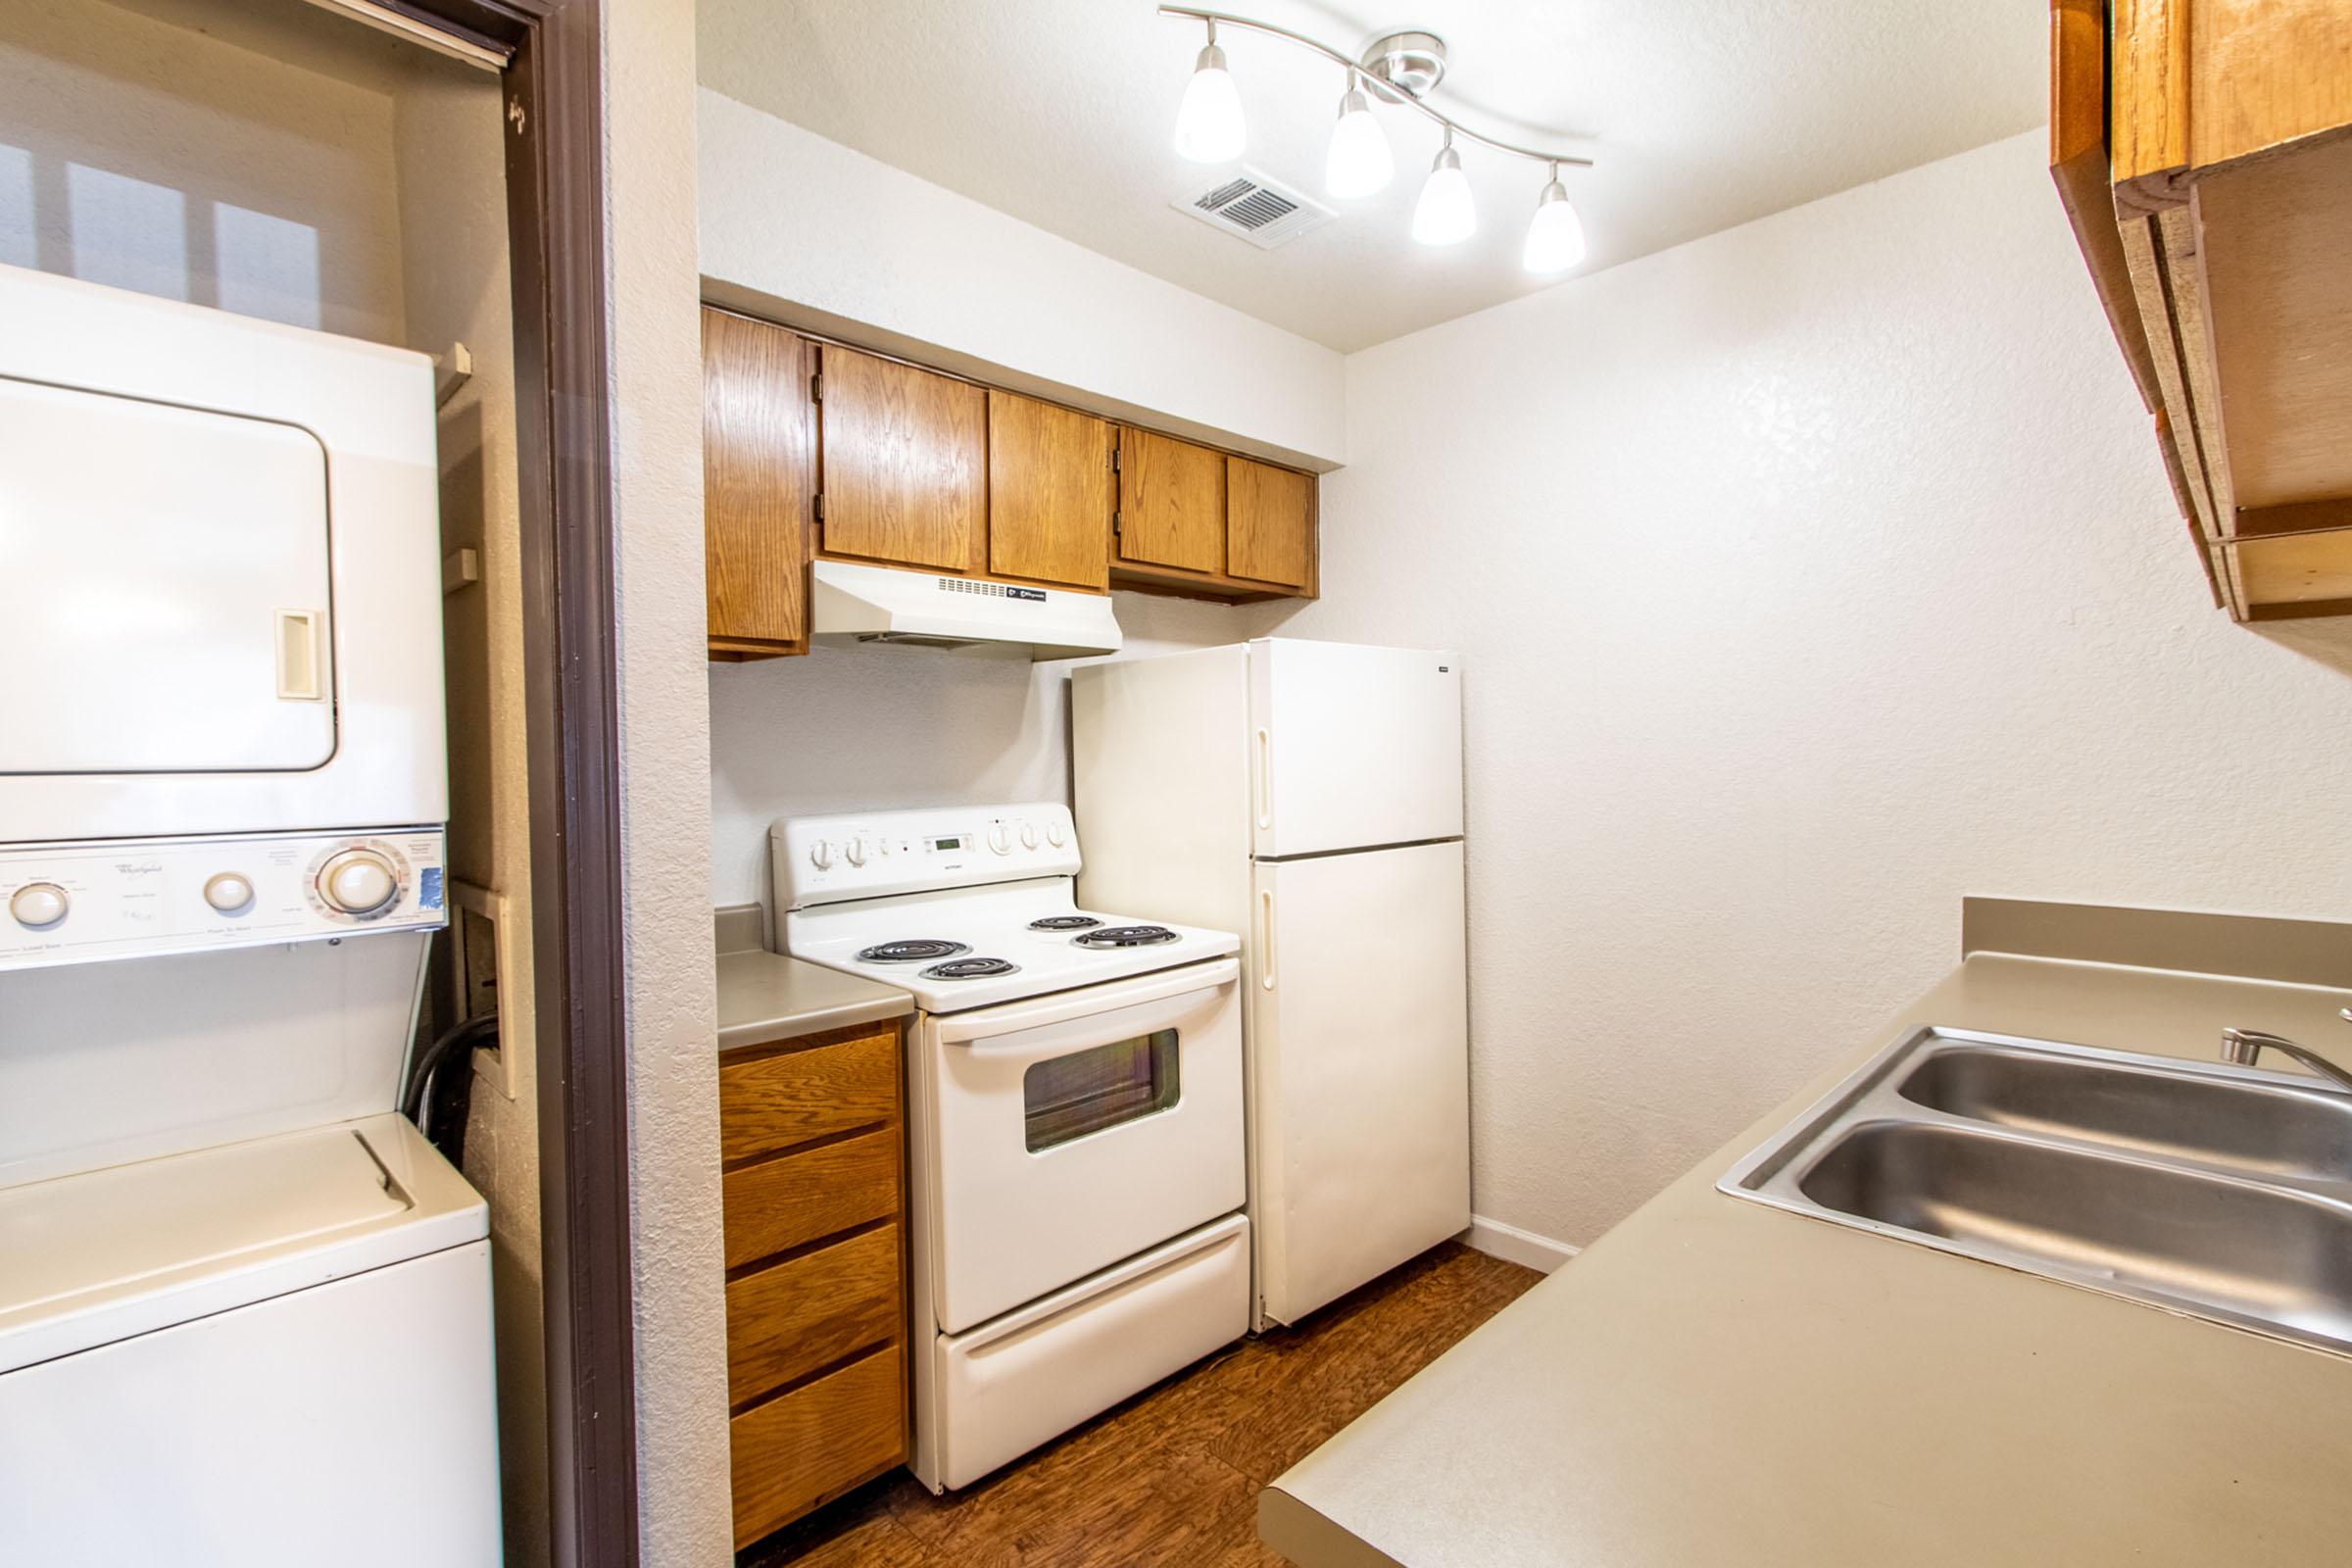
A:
<box><xmin>698</xmin><ymin>0</ymin><xmax>2047</xmax><ymax>354</ymax></box>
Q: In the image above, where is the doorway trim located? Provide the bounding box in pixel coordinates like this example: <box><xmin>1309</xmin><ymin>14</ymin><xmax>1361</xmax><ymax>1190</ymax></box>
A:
<box><xmin>381</xmin><ymin>2</ymin><xmax>638</xmax><ymax>1564</ymax></box>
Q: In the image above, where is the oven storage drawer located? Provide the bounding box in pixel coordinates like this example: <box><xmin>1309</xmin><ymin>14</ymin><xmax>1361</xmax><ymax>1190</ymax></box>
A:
<box><xmin>927</xmin><ymin>1211</ymin><xmax>1248</xmax><ymax>1492</ymax></box>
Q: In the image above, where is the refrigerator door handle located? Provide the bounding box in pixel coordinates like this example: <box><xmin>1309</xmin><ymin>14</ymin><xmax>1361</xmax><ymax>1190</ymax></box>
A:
<box><xmin>1258</xmin><ymin>888</ymin><xmax>1276</xmax><ymax>991</ymax></box>
<box><xmin>1255</xmin><ymin>727</ymin><xmax>1274</xmax><ymax>832</ymax></box>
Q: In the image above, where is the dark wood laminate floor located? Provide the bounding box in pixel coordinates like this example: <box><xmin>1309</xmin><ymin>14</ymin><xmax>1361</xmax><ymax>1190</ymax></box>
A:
<box><xmin>739</xmin><ymin>1242</ymin><xmax>1543</xmax><ymax>1568</ymax></box>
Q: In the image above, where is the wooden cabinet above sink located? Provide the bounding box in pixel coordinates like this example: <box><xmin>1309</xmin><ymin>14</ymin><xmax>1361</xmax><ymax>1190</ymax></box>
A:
<box><xmin>2050</xmin><ymin>0</ymin><xmax>2352</xmax><ymax>620</ymax></box>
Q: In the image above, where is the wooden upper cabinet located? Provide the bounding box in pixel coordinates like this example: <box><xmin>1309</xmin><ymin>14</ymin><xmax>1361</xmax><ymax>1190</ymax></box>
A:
<box><xmin>1115</xmin><ymin>428</ymin><xmax>1225</xmax><ymax>574</ymax></box>
<box><xmin>702</xmin><ymin>308</ymin><xmax>813</xmax><ymax>658</ymax></box>
<box><xmin>2055</xmin><ymin>0</ymin><xmax>2352</xmax><ymax>621</ymax></box>
<box><xmin>987</xmin><ymin>391</ymin><xmax>1113</xmax><ymax>590</ymax></box>
<box><xmin>816</xmin><ymin>344</ymin><xmax>986</xmax><ymax>574</ymax></box>
<box><xmin>1225</xmin><ymin>456</ymin><xmax>1314</xmax><ymax>590</ymax></box>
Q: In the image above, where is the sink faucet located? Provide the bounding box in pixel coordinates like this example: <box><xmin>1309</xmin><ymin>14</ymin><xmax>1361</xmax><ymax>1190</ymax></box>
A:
<box><xmin>2220</xmin><ymin>1010</ymin><xmax>2352</xmax><ymax>1092</ymax></box>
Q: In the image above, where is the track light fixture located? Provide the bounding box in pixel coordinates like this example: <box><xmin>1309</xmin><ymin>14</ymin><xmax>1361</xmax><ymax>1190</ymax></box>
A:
<box><xmin>1324</xmin><ymin>71</ymin><xmax>1393</xmax><ymax>200</ymax></box>
<box><xmin>1172</xmin><ymin>18</ymin><xmax>1247</xmax><ymax>163</ymax></box>
<box><xmin>1159</xmin><ymin>7</ymin><xmax>1593</xmax><ymax>270</ymax></box>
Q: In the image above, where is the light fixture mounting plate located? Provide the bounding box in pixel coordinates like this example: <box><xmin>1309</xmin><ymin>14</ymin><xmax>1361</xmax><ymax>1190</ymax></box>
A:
<box><xmin>1359</xmin><ymin>30</ymin><xmax>1447</xmax><ymax>99</ymax></box>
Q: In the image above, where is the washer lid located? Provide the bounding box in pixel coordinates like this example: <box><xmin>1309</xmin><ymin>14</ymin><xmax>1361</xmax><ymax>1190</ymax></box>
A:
<box><xmin>0</xmin><ymin>1112</ymin><xmax>483</xmax><ymax>1372</ymax></box>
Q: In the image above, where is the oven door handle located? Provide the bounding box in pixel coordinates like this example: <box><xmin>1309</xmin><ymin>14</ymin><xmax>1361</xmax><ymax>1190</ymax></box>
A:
<box><xmin>932</xmin><ymin>958</ymin><xmax>1241</xmax><ymax>1050</ymax></box>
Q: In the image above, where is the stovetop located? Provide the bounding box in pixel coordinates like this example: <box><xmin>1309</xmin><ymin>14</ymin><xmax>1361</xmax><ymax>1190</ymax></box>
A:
<box><xmin>783</xmin><ymin>879</ymin><xmax>1238</xmax><ymax>1014</ymax></box>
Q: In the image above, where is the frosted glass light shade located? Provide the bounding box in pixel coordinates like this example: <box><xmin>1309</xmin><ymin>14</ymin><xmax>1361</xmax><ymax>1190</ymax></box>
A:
<box><xmin>1174</xmin><ymin>44</ymin><xmax>1246</xmax><ymax>163</ymax></box>
<box><xmin>1411</xmin><ymin>145</ymin><xmax>1476</xmax><ymax>246</ymax></box>
<box><xmin>1522</xmin><ymin>179</ymin><xmax>1587</xmax><ymax>272</ymax></box>
<box><xmin>1324</xmin><ymin>88</ymin><xmax>1393</xmax><ymax>199</ymax></box>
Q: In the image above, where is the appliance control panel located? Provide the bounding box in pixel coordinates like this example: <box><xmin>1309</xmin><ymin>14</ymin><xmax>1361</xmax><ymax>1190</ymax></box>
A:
<box><xmin>775</xmin><ymin>803</ymin><xmax>1078</xmax><ymax>909</ymax></box>
<box><xmin>0</xmin><ymin>826</ymin><xmax>447</xmax><ymax>972</ymax></box>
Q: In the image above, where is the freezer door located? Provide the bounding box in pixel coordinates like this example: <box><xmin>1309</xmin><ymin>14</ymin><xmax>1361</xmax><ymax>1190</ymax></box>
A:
<box><xmin>1250</xmin><ymin>841</ymin><xmax>1469</xmax><ymax>1326</ymax></box>
<box><xmin>1250</xmin><ymin>640</ymin><xmax>1462</xmax><ymax>858</ymax></box>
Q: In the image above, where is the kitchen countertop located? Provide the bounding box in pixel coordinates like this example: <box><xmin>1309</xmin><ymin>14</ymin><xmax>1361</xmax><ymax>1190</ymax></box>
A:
<box><xmin>1260</xmin><ymin>922</ymin><xmax>2352</xmax><ymax>1566</ymax></box>
<box><xmin>712</xmin><ymin>905</ymin><xmax>911</xmax><ymax>1050</ymax></box>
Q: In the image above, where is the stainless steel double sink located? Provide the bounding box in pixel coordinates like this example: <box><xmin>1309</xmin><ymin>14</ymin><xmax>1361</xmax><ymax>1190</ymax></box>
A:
<box><xmin>1720</xmin><ymin>1028</ymin><xmax>2352</xmax><ymax>1355</ymax></box>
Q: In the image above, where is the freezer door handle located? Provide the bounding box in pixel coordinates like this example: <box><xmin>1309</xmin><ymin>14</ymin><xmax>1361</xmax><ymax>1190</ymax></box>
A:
<box><xmin>1254</xmin><ymin>727</ymin><xmax>1274</xmax><ymax>831</ymax></box>
<box><xmin>1258</xmin><ymin>889</ymin><xmax>1276</xmax><ymax>991</ymax></box>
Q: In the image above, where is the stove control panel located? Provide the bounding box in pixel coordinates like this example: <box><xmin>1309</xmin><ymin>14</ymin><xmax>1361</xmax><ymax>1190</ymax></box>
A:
<box><xmin>776</xmin><ymin>803</ymin><xmax>1079</xmax><ymax>909</ymax></box>
<box><xmin>0</xmin><ymin>827</ymin><xmax>446</xmax><ymax>972</ymax></box>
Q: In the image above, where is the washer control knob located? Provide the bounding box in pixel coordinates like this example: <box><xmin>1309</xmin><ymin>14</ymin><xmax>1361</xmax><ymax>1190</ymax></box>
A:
<box><xmin>1019</xmin><ymin>822</ymin><xmax>1039</xmax><ymax>851</ymax></box>
<box><xmin>987</xmin><ymin>824</ymin><xmax>1012</xmax><ymax>855</ymax></box>
<box><xmin>846</xmin><ymin>836</ymin><xmax>870</xmax><ymax>867</ymax></box>
<box><xmin>809</xmin><ymin>839</ymin><xmax>834</xmax><ymax>871</ymax></box>
<box><xmin>1047</xmin><ymin>820</ymin><xmax>1066</xmax><ymax>848</ymax></box>
<box><xmin>204</xmin><ymin>872</ymin><xmax>256</xmax><ymax>913</ymax></box>
<box><xmin>9</xmin><ymin>882</ymin><xmax>68</xmax><ymax>929</ymax></box>
<box><xmin>318</xmin><ymin>850</ymin><xmax>398</xmax><ymax>915</ymax></box>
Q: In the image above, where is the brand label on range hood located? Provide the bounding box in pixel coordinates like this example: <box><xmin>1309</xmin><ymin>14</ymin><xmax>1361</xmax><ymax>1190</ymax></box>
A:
<box><xmin>938</xmin><ymin>576</ymin><xmax>1046</xmax><ymax>604</ymax></box>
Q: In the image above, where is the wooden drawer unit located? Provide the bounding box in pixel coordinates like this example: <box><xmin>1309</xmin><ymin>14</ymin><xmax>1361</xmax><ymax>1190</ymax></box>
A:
<box><xmin>719</xmin><ymin>1019</ymin><xmax>909</xmax><ymax>1546</ymax></box>
<box><xmin>727</xmin><ymin>1223</ymin><xmax>903</xmax><ymax>1405</ymax></box>
<box><xmin>717</xmin><ymin>1026</ymin><xmax>898</xmax><ymax>1163</ymax></box>
<box><xmin>722</xmin><ymin>1125</ymin><xmax>899</xmax><ymax>1268</ymax></box>
<box><xmin>730</xmin><ymin>1348</ymin><xmax>906</xmax><ymax>1550</ymax></box>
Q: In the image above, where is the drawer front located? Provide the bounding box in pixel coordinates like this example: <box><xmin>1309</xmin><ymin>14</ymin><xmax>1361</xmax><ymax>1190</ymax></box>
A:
<box><xmin>718</xmin><ymin>1027</ymin><xmax>899</xmax><ymax>1163</ymax></box>
<box><xmin>722</xmin><ymin>1126</ymin><xmax>899</xmax><ymax>1269</ymax></box>
<box><xmin>731</xmin><ymin>1348</ymin><xmax>906</xmax><ymax>1549</ymax></box>
<box><xmin>727</xmin><ymin>1224</ymin><xmax>903</xmax><ymax>1407</ymax></box>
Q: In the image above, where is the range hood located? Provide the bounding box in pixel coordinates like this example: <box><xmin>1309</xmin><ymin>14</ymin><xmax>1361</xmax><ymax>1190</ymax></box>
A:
<box><xmin>809</xmin><ymin>559</ymin><xmax>1122</xmax><ymax>660</ymax></box>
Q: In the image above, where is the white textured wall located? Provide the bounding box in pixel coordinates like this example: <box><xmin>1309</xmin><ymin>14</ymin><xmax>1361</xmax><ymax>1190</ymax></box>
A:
<box><xmin>607</xmin><ymin>2</ymin><xmax>733</xmax><ymax>1563</ymax></box>
<box><xmin>1257</xmin><ymin>130</ymin><xmax>2352</xmax><ymax>1249</ymax></box>
<box><xmin>696</xmin><ymin>86</ymin><xmax>1345</xmax><ymax>469</ymax></box>
<box><xmin>709</xmin><ymin>594</ymin><xmax>1240</xmax><ymax>908</ymax></box>
<box><xmin>0</xmin><ymin>0</ymin><xmax>405</xmax><ymax>340</ymax></box>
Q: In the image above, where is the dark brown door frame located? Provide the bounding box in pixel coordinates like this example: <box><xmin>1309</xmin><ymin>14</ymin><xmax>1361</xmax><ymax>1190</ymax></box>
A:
<box><xmin>383</xmin><ymin>3</ymin><xmax>638</xmax><ymax>1564</ymax></box>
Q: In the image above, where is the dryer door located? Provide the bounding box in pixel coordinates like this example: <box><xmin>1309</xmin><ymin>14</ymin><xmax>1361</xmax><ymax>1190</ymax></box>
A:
<box><xmin>0</xmin><ymin>377</ymin><xmax>335</xmax><ymax>775</ymax></box>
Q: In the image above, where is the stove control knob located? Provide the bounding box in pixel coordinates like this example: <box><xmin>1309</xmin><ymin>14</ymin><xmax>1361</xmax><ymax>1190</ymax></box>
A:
<box><xmin>1019</xmin><ymin>823</ymin><xmax>1039</xmax><ymax>851</ymax></box>
<box><xmin>846</xmin><ymin>836</ymin><xmax>870</xmax><ymax>867</ymax></box>
<box><xmin>204</xmin><ymin>872</ymin><xmax>256</xmax><ymax>913</ymax></box>
<box><xmin>809</xmin><ymin>839</ymin><xmax>834</xmax><ymax>871</ymax></box>
<box><xmin>10</xmin><ymin>882</ymin><xmax>68</xmax><ymax>929</ymax></box>
<box><xmin>987</xmin><ymin>824</ymin><xmax>1012</xmax><ymax>856</ymax></box>
<box><xmin>1047</xmin><ymin>820</ymin><xmax>1066</xmax><ymax>848</ymax></box>
<box><xmin>318</xmin><ymin>850</ymin><xmax>398</xmax><ymax>916</ymax></box>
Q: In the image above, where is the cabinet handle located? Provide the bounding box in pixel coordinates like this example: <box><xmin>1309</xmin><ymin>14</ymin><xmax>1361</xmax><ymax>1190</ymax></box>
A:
<box><xmin>1255</xmin><ymin>727</ymin><xmax>1273</xmax><ymax>831</ymax></box>
<box><xmin>1259</xmin><ymin>888</ymin><xmax>1276</xmax><ymax>991</ymax></box>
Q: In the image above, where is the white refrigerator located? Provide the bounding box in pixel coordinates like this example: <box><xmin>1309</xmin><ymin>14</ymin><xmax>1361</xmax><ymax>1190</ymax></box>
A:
<box><xmin>1071</xmin><ymin>639</ymin><xmax>1469</xmax><ymax>1328</ymax></box>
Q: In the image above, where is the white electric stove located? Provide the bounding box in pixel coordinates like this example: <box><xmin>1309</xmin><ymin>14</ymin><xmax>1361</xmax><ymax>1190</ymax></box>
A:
<box><xmin>772</xmin><ymin>802</ymin><xmax>1250</xmax><ymax>1493</ymax></box>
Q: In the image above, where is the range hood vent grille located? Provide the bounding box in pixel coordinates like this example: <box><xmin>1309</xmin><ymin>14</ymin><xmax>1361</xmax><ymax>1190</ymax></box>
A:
<box><xmin>1173</xmin><ymin>166</ymin><xmax>1334</xmax><ymax>250</ymax></box>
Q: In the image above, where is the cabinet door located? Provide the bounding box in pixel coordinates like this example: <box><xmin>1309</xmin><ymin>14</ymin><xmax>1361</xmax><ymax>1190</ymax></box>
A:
<box><xmin>702</xmin><ymin>309</ymin><xmax>812</xmax><ymax>654</ymax></box>
<box><xmin>817</xmin><ymin>345</ymin><xmax>985</xmax><ymax>573</ymax></box>
<box><xmin>1225</xmin><ymin>456</ymin><xmax>1313</xmax><ymax>589</ymax></box>
<box><xmin>1116</xmin><ymin>428</ymin><xmax>1225</xmax><ymax>573</ymax></box>
<box><xmin>988</xmin><ymin>391</ymin><xmax>1112</xmax><ymax>590</ymax></box>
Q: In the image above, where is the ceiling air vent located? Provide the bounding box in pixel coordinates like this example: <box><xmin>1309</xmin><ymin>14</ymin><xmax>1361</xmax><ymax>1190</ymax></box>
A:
<box><xmin>1172</xmin><ymin>166</ymin><xmax>1335</xmax><ymax>250</ymax></box>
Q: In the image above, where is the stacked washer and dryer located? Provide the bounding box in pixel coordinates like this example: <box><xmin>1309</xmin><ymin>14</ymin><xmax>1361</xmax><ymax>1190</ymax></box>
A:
<box><xmin>0</xmin><ymin>264</ymin><xmax>501</xmax><ymax>1563</ymax></box>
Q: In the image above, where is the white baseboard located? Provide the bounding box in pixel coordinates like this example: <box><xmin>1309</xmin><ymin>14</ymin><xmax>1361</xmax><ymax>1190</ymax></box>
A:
<box><xmin>1459</xmin><ymin>1214</ymin><xmax>1580</xmax><ymax>1274</ymax></box>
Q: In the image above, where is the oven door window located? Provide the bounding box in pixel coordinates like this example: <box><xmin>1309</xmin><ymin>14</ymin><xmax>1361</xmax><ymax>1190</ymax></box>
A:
<box><xmin>1024</xmin><ymin>1029</ymin><xmax>1180</xmax><ymax>1152</ymax></box>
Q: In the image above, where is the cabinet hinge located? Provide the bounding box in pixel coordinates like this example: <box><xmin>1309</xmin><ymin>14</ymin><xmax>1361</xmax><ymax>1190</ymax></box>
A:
<box><xmin>1110</xmin><ymin>446</ymin><xmax>1121</xmax><ymax>473</ymax></box>
<box><xmin>1111</xmin><ymin>510</ymin><xmax>1121</xmax><ymax>538</ymax></box>
<box><xmin>809</xmin><ymin>369</ymin><xmax>822</xmax><ymax>404</ymax></box>
<box><xmin>813</xmin><ymin>493</ymin><xmax>826</xmax><ymax>522</ymax></box>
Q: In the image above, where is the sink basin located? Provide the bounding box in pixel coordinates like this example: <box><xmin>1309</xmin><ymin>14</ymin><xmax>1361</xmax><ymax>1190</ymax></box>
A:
<box><xmin>1897</xmin><ymin>1043</ymin><xmax>2352</xmax><ymax>1184</ymax></box>
<box><xmin>1721</xmin><ymin>1028</ymin><xmax>2352</xmax><ymax>1355</ymax></box>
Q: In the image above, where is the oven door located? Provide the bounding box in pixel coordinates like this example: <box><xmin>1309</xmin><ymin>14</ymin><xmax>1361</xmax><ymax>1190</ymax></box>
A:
<box><xmin>919</xmin><ymin>958</ymin><xmax>1244</xmax><ymax>1335</ymax></box>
